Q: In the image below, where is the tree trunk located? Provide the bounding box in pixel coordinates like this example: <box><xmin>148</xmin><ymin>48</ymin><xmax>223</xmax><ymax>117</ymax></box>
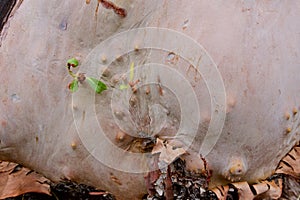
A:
<box><xmin>0</xmin><ymin>1</ymin><xmax>299</xmax><ymax>199</ymax></box>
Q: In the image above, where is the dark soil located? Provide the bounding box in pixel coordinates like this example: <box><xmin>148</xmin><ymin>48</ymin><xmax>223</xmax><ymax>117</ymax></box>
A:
<box><xmin>143</xmin><ymin>158</ymin><xmax>218</xmax><ymax>200</ymax></box>
<box><xmin>4</xmin><ymin>176</ymin><xmax>299</xmax><ymax>200</ymax></box>
<box><xmin>4</xmin><ymin>180</ymin><xmax>115</xmax><ymax>200</ymax></box>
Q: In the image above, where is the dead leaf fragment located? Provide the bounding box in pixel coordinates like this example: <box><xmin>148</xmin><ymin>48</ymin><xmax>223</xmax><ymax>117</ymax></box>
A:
<box><xmin>0</xmin><ymin>161</ymin><xmax>50</xmax><ymax>199</ymax></box>
<box><xmin>160</xmin><ymin>144</ymin><xmax>186</xmax><ymax>164</ymax></box>
<box><xmin>151</xmin><ymin>138</ymin><xmax>165</xmax><ymax>154</ymax></box>
<box><xmin>152</xmin><ymin>138</ymin><xmax>186</xmax><ymax>165</ymax></box>
<box><xmin>212</xmin><ymin>179</ymin><xmax>283</xmax><ymax>200</ymax></box>
<box><xmin>276</xmin><ymin>143</ymin><xmax>300</xmax><ymax>178</ymax></box>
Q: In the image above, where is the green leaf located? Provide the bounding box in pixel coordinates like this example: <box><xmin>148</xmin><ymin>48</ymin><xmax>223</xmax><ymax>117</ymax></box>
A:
<box><xmin>67</xmin><ymin>58</ymin><xmax>79</xmax><ymax>68</ymax></box>
<box><xmin>86</xmin><ymin>77</ymin><xmax>107</xmax><ymax>94</ymax></box>
<box><xmin>69</xmin><ymin>79</ymin><xmax>79</xmax><ymax>92</ymax></box>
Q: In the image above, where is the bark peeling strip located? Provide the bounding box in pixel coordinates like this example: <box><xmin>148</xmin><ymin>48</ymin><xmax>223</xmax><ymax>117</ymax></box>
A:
<box><xmin>0</xmin><ymin>0</ymin><xmax>23</xmax><ymax>46</ymax></box>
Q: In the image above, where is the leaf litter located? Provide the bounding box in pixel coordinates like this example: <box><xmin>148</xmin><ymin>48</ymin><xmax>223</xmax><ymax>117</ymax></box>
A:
<box><xmin>0</xmin><ymin>161</ymin><xmax>114</xmax><ymax>200</ymax></box>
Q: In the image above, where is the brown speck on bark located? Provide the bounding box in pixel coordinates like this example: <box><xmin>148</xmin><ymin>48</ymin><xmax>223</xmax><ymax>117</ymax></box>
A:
<box><xmin>157</xmin><ymin>76</ymin><xmax>163</xmax><ymax>96</ymax></box>
<box><xmin>129</xmin><ymin>79</ymin><xmax>140</xmax><ymax>93</ymax></box>
<box><xmin>292</xmin><ymin>107</ymin><xmax>298</xmax><ymax>115</ymax></box>
<box><xmin>1</xmin><ymin>120</ymin><xmax>7</xmax><ymax>127</ymax></box>
<box><xmin>145</xmin><ymin>86</ymin><xmax>150</xmax><ymax>95</ymax></box>
<box><xmin>285</xmin><ymin>112</ymin><xmax>291</xmax><ymax>120</ymax></box>
<box><xmin>92</xmin><ymin>0</ymin><xmax>127</xmax><ymax>18</ymax></box>
<box><xmin>110</xmin><ymin>174</ymin><xmax>122</xmax><ymax>185</ymax></box>
<box><xmin>77</xmin><ymin>73</ymin><xmax>86</xmax><ymax>84</ymax></box>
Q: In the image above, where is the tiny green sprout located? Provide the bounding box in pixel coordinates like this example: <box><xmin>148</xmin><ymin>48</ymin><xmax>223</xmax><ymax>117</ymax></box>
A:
<box><xmin>65</xmin><ymin>57</ymin><xmax>107</xmax><ymax>94</ymax></box>
<box><xmin>129</xmin><ymin>61</ymin><xmax>134</xmax><ymax>81</ymax></box>
<box><xmin>119</xmin><ymin>84</ymin><xmax>129</xmax><ymax>90</ymax></box>
<box><xmin>118</xmin><ymin>62</ymin><xmax>135</xmax><ymax>91</ymax></box>
<box><xmin>66</xmin><ymin>58</ymin><xmax>79</xmax><ymax>78</ymax></box>
<box><xmin>68</xmin><ymin>79</ymin><xmax>79</xmax><ymax>92</ymax></box>
<box><xmin>67</xmin><ymin>58</ymin><xmax>79</xmax><ymax>68</ymax></box>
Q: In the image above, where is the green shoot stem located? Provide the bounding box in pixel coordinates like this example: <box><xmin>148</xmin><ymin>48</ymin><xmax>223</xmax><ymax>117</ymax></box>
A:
<box><xmin>68</xmin><ymin>68</ymin><xmax>77</xmax><ymax>79</ymax></box>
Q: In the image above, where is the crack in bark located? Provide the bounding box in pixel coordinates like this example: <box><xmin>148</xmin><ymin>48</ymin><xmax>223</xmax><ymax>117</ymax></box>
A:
<box><xmin>0</xmin><ymin>0</ymin><xmax>17</xmax><ymax>33</ymax></box>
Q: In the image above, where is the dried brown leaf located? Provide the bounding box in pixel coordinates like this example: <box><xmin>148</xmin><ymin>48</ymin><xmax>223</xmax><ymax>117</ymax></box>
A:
<box><xmin>151</xmin><ymin>138</ymin><xmax>165</xmax><ymax>155</ymax></box>
<box><xmin>159</xmin><ymin>143</ymin><xmax>186</xmax><ymax>164</ymax></box>
<box><xmin>0</xmin><ymin>161</ymin><xmax>50</xmax><ymax>199</ymax></box>
<box><xmin>211</xmin><ymin>185</ymin><xmax>229</xmax><ymax>200</ymax></box>
<box><xmin>212</xmin><ymin>178</ymin><xmax>283</xmax><ymax>200</ymax></box>
<box><xmin>276</xmin><ymin>144</ymin><xmax>300</xmax><ymax>178</ymax></box>
<box><xmin>151</xmin><ymin>139</ymin><xmax>186</xmax><ymax>165</ymax></box>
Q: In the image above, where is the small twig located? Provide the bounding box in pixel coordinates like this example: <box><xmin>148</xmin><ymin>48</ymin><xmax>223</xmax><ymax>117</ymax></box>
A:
<box><xmin>164</xmin><ymin>165</ymin><xmax>174</xmax><ymax>200</ymax></box>
<box><xmin>89</xmin><ymin>191</ymin><xmax>107</xmax><ymax>195</ymax></box>
<box><xmin>200</xmin><ymin>154</ymin><xmax>212</xmax><ymax>187</ymax></box>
